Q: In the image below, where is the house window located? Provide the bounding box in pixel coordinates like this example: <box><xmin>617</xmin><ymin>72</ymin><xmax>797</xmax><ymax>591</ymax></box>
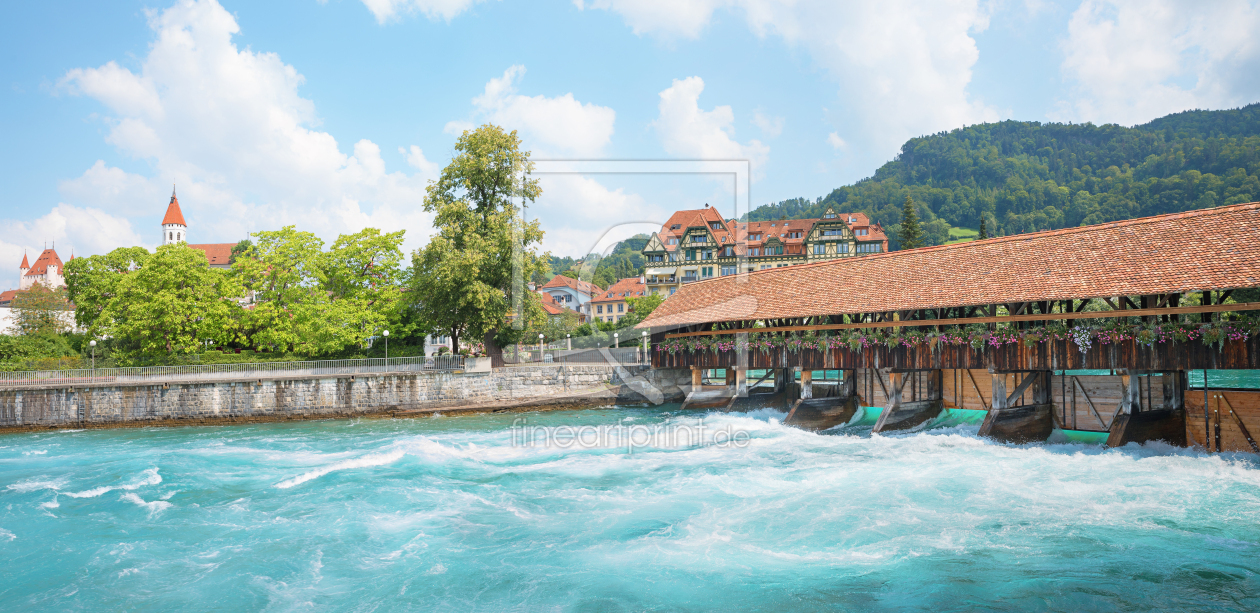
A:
<box><xmin>710</xmin><ymin>222</ymin><xmax>722</xmax><ymax>230</ymax></box>
<box><xmin>749</xmin><ymin>248</ymin><xmax>760</xmax><ymax>256</ymax></box>
<box><xmin>857</xmin><ymin>243</ymin><xmax>881</xmax><ymax>253</ymax></box>
<box><xmin>813</xmin><ymin>244</ymin><xmax>826</xmax><ymax>255</ymax></box>
<box><xmin>668</xmin><ymin>238</ymin><xmax>679</xmax><ymax>245</ymax></box>
<box><xmin>787</xmin><ymin>231</ymin><xmax>802</xmax><ymax>239</ymax></box>
<box><xmin>837</xmin><ymin>243</ymin><xmax>850</xmax><ymax>253</ymax></box>
<box><xmin>856</xmin><ymin>229</ymin><xmax>868</xmax><ymax>236</ymax></box>
<box><xmin>849</xmin><ymin>217</ymin><xmax>857</xmax><ymax>223</ymax></box>
<box><xmin>671</xmin><ymin>224</ymin><xmax>681</xmax><ymax>230</ymax></box>
<box><xmin>703</xmin><ymin>250</ymin><xmax>713</xmax><ymax>260</ymax></box>
<box><xmin>669</xmin><ymin>288</ymin><xmax>676</xmax><ymax>295</ymax></box>
<box><xmin>822</xmin><ymin>229</ymin><xmax>844</xmax><ymax>236</ymax></box>
<box><xmin>760</xmin><ymin>265</ymin><xmax>771</xmax><ymax>270</ymax></box>
<box><xmin>723</xmin><ymin>246</ymin><xmax>733</xmax><ymax>257</ymax></box>
<box><xmin>597</xmin><ymin>305</ymin><xmax>604</xmax><ymax>313</ymax></box>
<box><xmin>618</xmin><ymin>304</ymin><xmax>624</xmax><ymax>312</ymax></box>
<box><xmin>721</xmin><ymin>266</ymin><xmax>737</xmax><ymax>275</ymax></box>
<box><xmin>824</xmin><ymin>212</ymin><xmax>836</xmax><ymax>219</ymax></box>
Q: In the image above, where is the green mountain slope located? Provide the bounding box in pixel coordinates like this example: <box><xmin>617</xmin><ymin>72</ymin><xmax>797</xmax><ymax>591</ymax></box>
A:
<box><xmin>748</xmin><ymin>103</ymin><xmax>1260</xmax><ymax>248</ymax></box>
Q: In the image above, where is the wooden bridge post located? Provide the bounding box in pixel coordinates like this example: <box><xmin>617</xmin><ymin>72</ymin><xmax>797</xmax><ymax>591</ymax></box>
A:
<box><xmin>1107</xmin><ymin>370</ymin><xmax>1187</xmax><ymax>447</ymax></box>
<box><xmin>800</xmin><ymin>370</ymin><xmax>813</xmax><ymax>400</ymax></box>
<box><xmin>872</xmin><ymin>370</ymin><xmax>944</xmax><ymax>433</ymax></box>
<box><xmin>979</xmin><ymin>371</ymin><xmax>1056</xmax><ymax>443</ymax></box>
<box><xmin>735</xmin><ymin>368</ymin><xmax>747</xmax><ymax>397</ymax></box>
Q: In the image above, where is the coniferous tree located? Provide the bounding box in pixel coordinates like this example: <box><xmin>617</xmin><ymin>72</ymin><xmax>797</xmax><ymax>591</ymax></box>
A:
<box><xmin>978</xmin><ymin>218</ymin><xmax>988</xmax><ymax>240</ymax></box>
<box><xmin>898</xmin><ymin>196</ymin><xmax>925</xmax><ymax>250</ymax></box>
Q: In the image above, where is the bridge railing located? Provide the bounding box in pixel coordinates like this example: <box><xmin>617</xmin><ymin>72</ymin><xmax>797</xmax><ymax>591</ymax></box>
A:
<box><xmin>0</xmin><ymin>355</ymin><xmax>465</xmax><ymax>388</ymax></box>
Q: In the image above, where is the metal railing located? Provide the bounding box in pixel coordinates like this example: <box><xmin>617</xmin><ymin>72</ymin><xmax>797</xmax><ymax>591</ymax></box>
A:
<box><xmin>0</xmin><ymin>355</ymin><xmax>465</xmax><ymax>388</ymax></box>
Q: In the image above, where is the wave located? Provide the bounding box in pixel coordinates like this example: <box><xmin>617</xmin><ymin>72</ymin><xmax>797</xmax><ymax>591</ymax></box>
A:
<box><xmin>275</xmin><ymin>449</ymin><xmax>406</xmax><ymax>489</ymax></box>
<box><xmin>64</xmin><ymin>468</ymin><xmax>162</xmax><ymax>499</ymax></box>
<box><xmin>120</xmin><ymin>493</ymin><xmax>173</xmax><ymax>515</ymax></box>
<box><xmin>0</xmin><ymin>528</ymin><xmax>14</xmax><ymax>541</ymax></box>
<box><xmin>7</xmin><ymin>476</ymin><xmax>70</xmax><ymax>493</ymax></box>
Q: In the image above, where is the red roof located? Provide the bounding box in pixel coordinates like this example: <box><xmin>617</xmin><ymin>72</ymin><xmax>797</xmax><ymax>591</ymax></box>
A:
<box><xmin>24</xmin><ymin>248</ymin><xmax>63</xmax><ymax>277</ymax></box>
<box><xmin>162</xmin><ymin>191</ymin><xmax>187</xmax><ymax>226</ymax></box>
<box><xmin>639</xmin><ymin>201</ymin><xmax>1260</xmax><ymax>329</ymax></box>
<box><xmin>650</xmin><ymin>207</ymin><xmax>888</xmax><ymax>254</ymax></box>
<box><xmin>188</xmin><ymin>243</ymin><xmax>234</xmax><ymax>266</ymax></box>
<box><xmin>593</xmin><ymin>277</ymin><xmax>647</xmax><ymax>303</ymax></box>
<box><xmin>19</xmin><ymin>253</ymin><xmax>29</xmax><ymax>269</ymax></box>
<box><xmin>0</xmin><ymin>289</ymin><xmax>17</xmax><ymax>306</ymax></box>
<box><xmin>541</xmin><ymin>274</ymin><xmax>602</xmax><ymax>296</ymax></box>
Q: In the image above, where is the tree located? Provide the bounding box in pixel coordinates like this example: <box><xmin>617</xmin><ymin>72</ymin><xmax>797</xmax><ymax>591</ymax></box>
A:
<box><xmin>408</xmin><ymin>124</ymin><xmax>548</xmax><ymax>354</ymax></box>
<box><xmin>978</xmin><ymin>217</ymin><xmax>989</xmax><ymax>240</ymax></box>
<box><xmin>8</xmin><ymin>282</ymin><xmax>73</xmax><ymax>336</ymax></box>
<box><xmin>232</xmin><ymin>226</ymin><xmax>327</xmax><ymax>353</ymax></box>
<box><xmin>103</xmin><ymin>244</ymin><xmax>243</xmax><ymax>356</ymax></box>
<box><xmin>229</xmin><ymin>239</ymin><xmax>253</xmax><ymax>264</ymax></box>
<box><xmin>64</xmin><ymin>246</ymin><xmax>151</xmax><ymax>333</ymax></box>
<box><xmin>897</xmin><ymin>196</ymin><xmax>925</xmax><ymax>250</ymax></box>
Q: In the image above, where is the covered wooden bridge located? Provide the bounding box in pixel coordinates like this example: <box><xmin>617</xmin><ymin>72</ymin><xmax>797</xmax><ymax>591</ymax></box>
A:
<box><xmin>636</xmin><ymin>202</ymin><xmax>1260</xmax><ymax>451</ymax></box>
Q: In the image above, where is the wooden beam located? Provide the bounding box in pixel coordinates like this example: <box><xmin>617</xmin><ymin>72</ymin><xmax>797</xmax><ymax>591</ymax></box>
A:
<box><xmin>1071</xmin><ymin>376</ymin><xmax>1106</xmax><ymax>428</ymax></box>
<box><xmin>1005</xmin><ymin>372</ymin><xmax>1039</xmax><ymax>407</ymax></box>
<box><xmin>661</xmin><ymin>301</ymin><xmax>1260</xmax><ymax>338</ymax></box>
<box><xmin>1220</xmin><ymin>394</ymin><xmax>1260</xmax><ymax>453</ymax></box>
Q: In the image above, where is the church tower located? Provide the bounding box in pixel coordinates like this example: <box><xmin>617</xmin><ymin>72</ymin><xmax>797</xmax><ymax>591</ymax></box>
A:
<box><xmin>162</xmin><ymin>186</ymin><xmax>187</xmax><ymax>245</ymax></box>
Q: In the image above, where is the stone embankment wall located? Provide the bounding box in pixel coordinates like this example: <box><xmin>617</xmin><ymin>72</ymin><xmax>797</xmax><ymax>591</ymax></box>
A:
<box><xmin>0</xmin><ymin>366</ymin><xmax>692</xmax><ymax>432</ymax></box>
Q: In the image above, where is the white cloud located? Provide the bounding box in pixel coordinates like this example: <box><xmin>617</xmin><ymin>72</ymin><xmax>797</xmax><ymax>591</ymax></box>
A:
<box><xmin>358</xmin><ymin>0</ymin><xmax>485</xmax><ymax>24</ymax></box>
<box><xmin>53</xmin><ymin>0</ymin><xmax>438</xmax><ymax>255</ymax></box>
<box><xmin>652</xmin><ymin>76</ymin><xmax>769</xmax><ymax>173</ymax></box>
<box><xmin>826</xmin><ymin>132</ymin><xmax>845</xmax><ymax>149</ymax></box>
<box><xmin>752</xmin><ymin>111</ymin><xmax>784</xmax><ymax>138</ymax></box>
<box><xmin>0</xmin><ymin>205</ymin><xmax>144</xmax><ymax>289</ymax></box>
<box><xmin>1056</xmin><ymin>0</ymin><xmax>1260</xmax><ymax>125</ymax></box>
<box><xmin>456</xmin><ymin>65</ymin><xmax>617</xmax><ymax>157</ymax></box>
<box><xmin>533</xmin><ymin>175</ymin><xmax>662</xmax><ymax>256</ymax></box>
<box><xmin>581</xmin><ymin>0</ymin><xmax>999</xmax><ymax>164</ymax></box>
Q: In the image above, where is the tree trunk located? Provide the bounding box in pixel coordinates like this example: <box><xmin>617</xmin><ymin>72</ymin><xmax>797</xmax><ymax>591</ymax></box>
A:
<box><xmin>450</xmin><ymin>328</ymin><xmax>460</xmax><ymax>355</ymax></box>
<box><xmin>484</xmin><ymin>329</ymin><xmax>506</xmax><ymax>368</ymax></box>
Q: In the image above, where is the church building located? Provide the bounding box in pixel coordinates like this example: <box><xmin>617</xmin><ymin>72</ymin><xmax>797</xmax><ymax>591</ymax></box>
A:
<box><xmin>162</xmin><ymin>188</ymin><xmax>236</xmax><ymax>269</ymax></box>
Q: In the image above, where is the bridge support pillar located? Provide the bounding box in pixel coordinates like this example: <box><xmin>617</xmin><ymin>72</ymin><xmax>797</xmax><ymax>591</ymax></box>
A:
<box><xmin>800</xmin><ymin>370</ymin><xmax>813</xmax><ymax>400</ymax></box>
<box><xmin>873</xmin><ymin>370</ymin><xmax>944</xmax><ymax>433</ymax></box>
<box><xmin>734</xmin><ymin>368</ymin><xmax>748</xmax><ymax>398</ymax></box>
<box><xmin>980</xmin><ymin>371</ymin><xmax>1055</xmax><ymax>443</ymax></box>
<box><xmin>1107</xmin><ymin>370</ymin><xmax>1187</xmax><ymax>447</ymax></box>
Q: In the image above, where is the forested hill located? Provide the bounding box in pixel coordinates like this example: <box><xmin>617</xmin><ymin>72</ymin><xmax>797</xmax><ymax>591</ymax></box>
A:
<box><xmin>747</xmin><ymin>103</ymin><xmax>1260</xmax><ymax>248</ymax></box>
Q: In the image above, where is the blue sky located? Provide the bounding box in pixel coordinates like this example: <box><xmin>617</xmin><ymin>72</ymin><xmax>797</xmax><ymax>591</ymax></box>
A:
<box><xmin>3</xmin><ymin>0</ymin><xmax>1259</xmax><ymax>286</ymax></box>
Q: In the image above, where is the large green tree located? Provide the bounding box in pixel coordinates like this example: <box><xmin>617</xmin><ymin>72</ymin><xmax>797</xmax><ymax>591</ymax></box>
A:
<box><xmin>64</xmin><ymin>246</ymin><xmax>151</xmax><ymax>333</ymax></box>
<box><xmin>103</xmin><ymin>244</ymin><xmax>243</xmax><ymax>356</ymax></box>
<box><xmin>409</xmin><ymin>124</ymin><xmax>548</xmax><ymax>354</ymax></box>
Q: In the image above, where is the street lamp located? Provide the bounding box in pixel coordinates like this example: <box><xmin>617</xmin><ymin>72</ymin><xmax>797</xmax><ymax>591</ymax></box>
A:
<box><xmin>89</xmin><ymin>340</ymin><xmax>96</xmax><ymax>376</ymax></box>
<box><xmin>566</xmin><ymin>333</ymin><xmax>571</xmax><ymax>351</ymax></box>
<box><xmin>641</xmin><ymin>331</ymin><xmax>648</xmax><ymax>362</ymax></box>
<box><xmin>539</xmin><ymin>333</ymin><xmax>545</xmax><ymax>362</ymax></box>
<box><xmin>613</xmin><ymin>332</ymin><xmax>619</xmax><ymax>348</ymax></box>
<box><xmin>383</xmin><ymin>330</ymin><xmax>389</xmax><ymax>362</ymax></box>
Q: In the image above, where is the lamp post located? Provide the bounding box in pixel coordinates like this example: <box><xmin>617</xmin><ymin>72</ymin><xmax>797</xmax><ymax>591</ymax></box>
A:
<box><xmin>641</xmin><ymin>331</ymin><xmax>648</xmax><ymax>363</ymax></box>
<box><xmin>614</xmin><ymin>332</ymin><xmax>619</xmax><ymax>349</ymax></box>
<box><xmin>383</xmin><ymin>330</ymin><xmax>389</xmax><ymax>362</ymax></box>
<box><xmin>539</xmin><ymin>333</ymin><xmax>545</xmax><ymax>362</ymax></box>
<box><xmin>89</xmin><ymin>340</ymin><xmax>96</xmax><ymax>380</ymax></box>
<box><xmin>566</xmin><ymin>333</ymin><xmax>571</xmax><ymax>351</ymax></box>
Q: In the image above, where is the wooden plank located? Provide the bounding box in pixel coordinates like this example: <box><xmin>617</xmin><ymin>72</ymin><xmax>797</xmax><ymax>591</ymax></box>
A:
<box><xmin>662</xmin><ymin>301</ymin><xmax>1260</xmax><ymax>338</ymax></box>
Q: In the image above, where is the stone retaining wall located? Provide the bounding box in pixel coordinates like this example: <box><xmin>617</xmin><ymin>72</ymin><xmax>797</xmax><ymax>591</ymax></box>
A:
<box><xmin>0</xmin><ymin>365</ymin><xmax>691</xmax><ymax>431</ymax></box>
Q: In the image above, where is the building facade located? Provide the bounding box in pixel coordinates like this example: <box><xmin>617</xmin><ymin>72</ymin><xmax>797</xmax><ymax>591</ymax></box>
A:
<box><xmin>17</xmin><ymin>248</ymin><xmax>67</xmax><ymax>291</ymax></box>
<box><xmin>590</xmin><ymin>277</ymin><xmax>647</xmax><ymax>324</ymax></box>
<box><xmin>537</xmin><ymin>274</ymin><xmax>603</xmax><ymax>319</ymax></box>
<box><xmin>641</xmin><ymin>205</ymin><xmax>889</xmax><ymax>296</ymax></box>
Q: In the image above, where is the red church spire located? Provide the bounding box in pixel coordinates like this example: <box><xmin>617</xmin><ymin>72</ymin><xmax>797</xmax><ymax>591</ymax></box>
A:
<box><xmin>20</xmin><ymin>252</ymin><xmax>29</xmax><ymax>269</ymax></box>
<box><xmin>162</xmin><ymin>185</ymin><xmax>187</xmax><ymax>226</ymax></box>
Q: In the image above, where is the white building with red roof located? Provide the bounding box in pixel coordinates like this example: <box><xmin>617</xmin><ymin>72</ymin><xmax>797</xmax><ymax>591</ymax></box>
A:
<box><xmin>18</xmin><ymin>247</ymin><xmax>67</xmax><ymax>291</ymax></box>
<box><xmin>590</xmin><ymin>276</ymin><xmax>647</xmax><ymax>324</ymax></box>
<box><xmin>161</xmin><ymin>188</ymin><xmax>237</xmax><ymax>269</ymax></box>
<box><xmin>537</xmin><ymin>274</ymin><xmax>603</xmax><ymax>319</ymax></box>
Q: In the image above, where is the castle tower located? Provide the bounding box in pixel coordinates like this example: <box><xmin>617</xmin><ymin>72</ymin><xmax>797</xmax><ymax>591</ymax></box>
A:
<box><xmin>162</xmin><ymin>186</ymin><xmax>187</xmax><ymax>245</ymax></box>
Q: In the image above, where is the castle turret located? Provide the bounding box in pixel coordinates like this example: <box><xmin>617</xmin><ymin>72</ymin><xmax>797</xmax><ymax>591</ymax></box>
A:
<box><xmin>162</xmin><ymin>186</ymin><xmax>187</xmax><ymax>245</ymax></box>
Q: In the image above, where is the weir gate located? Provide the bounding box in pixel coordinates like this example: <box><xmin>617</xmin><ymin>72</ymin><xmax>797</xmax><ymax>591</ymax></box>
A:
<box><xmin>637</xmin><ymin>202</ymin><xmax>1260</xmax><ymax>453</ymax></box>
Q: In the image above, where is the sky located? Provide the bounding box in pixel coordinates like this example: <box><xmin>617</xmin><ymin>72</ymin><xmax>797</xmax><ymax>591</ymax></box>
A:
<box><xmin>3</xmin><ymin>0</ymin><xmax>1259</xmax><ymax>288</ymax></box>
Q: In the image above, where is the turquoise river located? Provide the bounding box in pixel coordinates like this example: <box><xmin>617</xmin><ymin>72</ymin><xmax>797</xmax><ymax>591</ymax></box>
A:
<box><xmin>2</xmin><ymin>405</ymin><xmax>1259</xmax><ymax>611</ymax></box>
